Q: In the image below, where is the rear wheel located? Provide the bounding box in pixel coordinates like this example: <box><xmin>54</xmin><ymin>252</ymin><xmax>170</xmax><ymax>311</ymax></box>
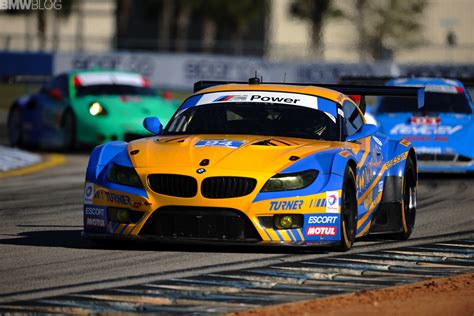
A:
<box><xmin>7</xmin><ymin>105</ymin><xmax>23</xmax><ymax>147</ymax></box>
<box><xmin>394</xmin><ymin>157</ymin><xmax>417</xmax><ymax>240</ymax></box>
<box><xmin>337</xmin><ymin>166</ymin><xmax>358</xmax><ymax>251</ymax></box>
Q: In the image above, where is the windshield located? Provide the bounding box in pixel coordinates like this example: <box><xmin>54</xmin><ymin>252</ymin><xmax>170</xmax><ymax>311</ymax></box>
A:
<box><xmin>75</xmin><ymin>84</ymin><xmax>156</xmax><ymax>97</ymax></box>
<box><xmin>377</xmin><ymin>92</ymin><xmax>471</xmax><ymax>114</ymax></box>
<box><xmin>164</xmin><ymin>102</ymin><xmax>339</xmax><ymax>140</ymax></box>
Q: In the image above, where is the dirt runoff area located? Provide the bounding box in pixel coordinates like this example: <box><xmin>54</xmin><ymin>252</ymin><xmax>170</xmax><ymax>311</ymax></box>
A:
<box><xmin>230</xmin><ymin>272</ymin><xmax>474</xmax><ymax>316</ymax></box>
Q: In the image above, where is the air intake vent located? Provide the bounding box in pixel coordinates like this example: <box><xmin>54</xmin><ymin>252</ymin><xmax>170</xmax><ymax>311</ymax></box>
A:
<box><xmin>139</xmin><ymin>206</ymin><xmax>261</xmax><ymax>241</ymax></box>
<box><xmin>148</xmin><ymin>174</ymin><xmax>198</xmax><ymax>197</ymax></box>
<box><xmin>252</xmin><ymin>139</ymin><xmax>297</xmax><ymax>146</ymax></box>
<box><xmin>201</xmin><ymin>177</ymin><xmax>257</xmax><ymax>198</ymax></box>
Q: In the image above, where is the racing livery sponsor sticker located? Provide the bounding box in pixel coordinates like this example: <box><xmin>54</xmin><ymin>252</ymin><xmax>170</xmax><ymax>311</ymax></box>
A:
<box><xmin>307</xmin><ymin>215</ymin><xmax>338</xmax><ymax>224</ymax></box>
<box><xmin>199</xmin><ymin>91</ymin><xmax>317</xmax><ymax>107</ymax></box>
<box><xmin>76</xmin><ymin>72</ymin><xmax>145</xmax><ymax>87</ymax></box>
<box><xmin>195</xmin><ymin>139</ymin><xmax>245</xmax><ymax>148</ymax></box>
<box><xmin>306</xmin><ymin>226</ymin><xmax>337</xmax><ymax>237</ymax></box>
<box><xmin>84</xmin><ymin>182</ymin><xmax>94</xmax><ymax>205</ymax></box>
<box><xmin>385</xmin><ymin>152</ymin><xmax>408</xmax><ymax>169</ymax></box>
<box><xmin>84</xmin><ymin>205</ymin><xmax>107</xmax><ymax>232</ymax></box>
<box><xmin>93</xmin><ymin>190</ymin><xmax>151</xmax><ymax>209</ymax></box>
<box><xmin>390</xmin><ymin>123</ymin><xmax>462</xmax><ymax>136</ymax></box>
<box><xmin>325</xmin><ymin>191</ymin><xmax>340</xmax><ymax>213</ymax></box>
<box><xmin>213</xmin><ymin>95</ymin><xmax>248</xmax><ymax>102</ymax></box>
<box><xmin>194</xmin><ymin>91</ymin><xmax>337</xmax><ymax>123</ymax></box>
<box><xmin>400</xmin><ymin>139</ymin><xmax>410</xmax><ymax>147</ymax></box>
<box><xmin>304</xmin><ymin>214</ymin><xmax>340</xmax><ymax>240</ymax></box>
<box><xmin>94</xmin><ymin>190</ymin><xmax>132</xmax><ymax>205</ymax></box>
<box><xmin>269</xmin><ymin>199</ymin><xmax>304</xmax><ymax>211</ymax></box>
<box><xmin>416</xmin><ymin>146</ymin><xmax>442</xmax><ymax>154</ymax></box>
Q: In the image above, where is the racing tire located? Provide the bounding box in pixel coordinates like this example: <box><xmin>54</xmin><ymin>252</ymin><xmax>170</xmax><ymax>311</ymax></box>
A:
<box><xmin>337</xmin><ymin>166</ymin><xmax>358</xmax><ymax>251</ymax></box>
<box><xmin>393</xmin><ymin>157</ymin><xmax>417</xmax><ymax>240</ymax></box>
<box><xmin>7</xmin><ymin>105</ymin><xmax>24</xmax><ymax>147</ymax></box>
<box><xmin>62</xmin><ymin>109</ymin><xmax>76</xmax><ymax>150</ymax></box>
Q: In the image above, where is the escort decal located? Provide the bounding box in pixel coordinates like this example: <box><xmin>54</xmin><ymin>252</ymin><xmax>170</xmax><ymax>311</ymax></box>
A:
<box><xmin>83</xmin><ymin>205</ymin><xmax>107</xmax><ymax>232</ymax></box>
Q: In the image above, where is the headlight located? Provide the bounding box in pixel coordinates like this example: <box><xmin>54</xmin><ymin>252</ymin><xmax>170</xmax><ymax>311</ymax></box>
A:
<box><xmin>261</xmin><ymin>170</ymin><xmax>318</xmax><ymax>192</ymax></box>
<box><xmin>107</xmin><ymin>163</ymin><xmax>142</xmax><ymax>188</ymax></box>
<box><xmin>89</xmin><ymin>102</ymin><xmax>106</xmax><ymax>116</ymax></box>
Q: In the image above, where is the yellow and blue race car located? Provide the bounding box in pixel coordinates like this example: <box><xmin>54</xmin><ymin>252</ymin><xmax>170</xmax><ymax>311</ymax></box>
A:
<box><xmin>83</xmin><ymin>78</ymin><xmax>422</xmax><ymax>251</ymax></box>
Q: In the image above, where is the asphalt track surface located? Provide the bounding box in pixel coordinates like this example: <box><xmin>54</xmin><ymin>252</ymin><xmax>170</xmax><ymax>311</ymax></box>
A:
<box><xmin>0</xmin><ymin>152</ymin><xmax>473</xmax><ymax>306</ymax></box>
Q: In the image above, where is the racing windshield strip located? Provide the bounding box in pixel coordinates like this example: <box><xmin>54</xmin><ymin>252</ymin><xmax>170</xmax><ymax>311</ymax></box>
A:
<box><xmin>76</xmin><ymin>72</ymin><xmax>146</xmax><ymax>87</ymax></box>
<box><xmin>180</xmin><ymin>91</ymin><xmax>338</xmax><ymax>122</ymax></box>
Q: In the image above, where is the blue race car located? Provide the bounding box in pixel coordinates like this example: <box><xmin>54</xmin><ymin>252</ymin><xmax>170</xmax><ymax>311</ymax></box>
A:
<box><xmin>374</xmin><ymin>77</ymin><xmax>474</xmax><ymax>173</ymax></box>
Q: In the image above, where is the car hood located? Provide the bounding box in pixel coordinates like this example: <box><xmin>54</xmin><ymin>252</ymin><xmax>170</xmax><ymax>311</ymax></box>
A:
<box><xmin>127</xmin><ymin>135</ymin><xmax>337</xmax><ymax>173</ymax></box>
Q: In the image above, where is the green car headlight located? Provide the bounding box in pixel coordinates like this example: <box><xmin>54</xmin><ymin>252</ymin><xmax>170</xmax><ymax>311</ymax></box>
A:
<box><xmin>107</xmin><ymin>163</ymin><xmax>143</xmax><ymax>188</ymax></box>
<box><xmin>261</xmin><ymin>170</ymin><xmax>318</xmax><ymax>192</ymax></box>
<box><xmin>89</xmin><ymin>102</ymin><xmax>107</xmax><ymax>116</ymax></box>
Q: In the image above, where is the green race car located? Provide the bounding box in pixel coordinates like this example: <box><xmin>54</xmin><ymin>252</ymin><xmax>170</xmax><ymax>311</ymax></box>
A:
<box><xmin>7</xmin><ymin>70</ymin><xmax>181</xmax><ymax>149</ymax></box>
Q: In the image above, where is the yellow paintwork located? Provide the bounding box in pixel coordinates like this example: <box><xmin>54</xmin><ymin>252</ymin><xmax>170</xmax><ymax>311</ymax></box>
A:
<box><xmin>91</xmin><ymin>132</ymin><xmax>350</xmax><ymax>242</ymax></box>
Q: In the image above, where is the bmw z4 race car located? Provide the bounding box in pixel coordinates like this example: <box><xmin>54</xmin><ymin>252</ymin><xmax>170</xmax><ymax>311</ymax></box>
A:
<box><xmin>374</xmin><ymin>77</ymin><xmax>474</xmax><ymax>172</ymax></box>
<box><xmin>83</xmin><ymin>78</ymin><xmax>421</xmax><ymax>251</ymax></box>
<box><xmin>7</xmin><ymin>70</ymin><xmax>180</xmax><ymax>149</ymax></box>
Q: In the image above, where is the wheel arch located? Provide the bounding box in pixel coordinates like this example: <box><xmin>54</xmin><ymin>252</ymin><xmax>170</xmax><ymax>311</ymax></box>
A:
<box><xmin>61</xmin><ymin>106</ymin><xmax>76</xmax><ymax>124</ymax></box>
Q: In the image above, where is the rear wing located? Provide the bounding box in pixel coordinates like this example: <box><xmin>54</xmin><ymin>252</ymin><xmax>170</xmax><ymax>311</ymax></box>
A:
<box><xmin>339</xmin><ymin>75</ymin><xmax>474</xmax><ymax>87</ymax></box>
<box><xmin>193</xmin><ymin>80</ymin><xmax>425</xmax><ymax>114</ymax></box>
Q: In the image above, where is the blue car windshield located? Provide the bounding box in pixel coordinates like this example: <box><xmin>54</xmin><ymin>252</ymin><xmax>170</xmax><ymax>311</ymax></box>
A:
<box><xmin>76</xmin><ymin>84</ymin><xmax>156</xmax><ymax>97</ymax></box>
<box><xmin>164</xmin><ymin>102</ymin><xmax>339</xmax><ymax>141</ymax></box>
<box><xmin>378</xmin><ymin>92</ymin><xmax>471</xmax><ymax>114</ymax></box>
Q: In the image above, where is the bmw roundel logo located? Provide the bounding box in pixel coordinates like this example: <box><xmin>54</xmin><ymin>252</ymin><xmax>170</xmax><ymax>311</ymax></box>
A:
<box><xmin>196</xmin><ymin>168</ymin><xmax>206</xmax><ymax>174</ymax></box>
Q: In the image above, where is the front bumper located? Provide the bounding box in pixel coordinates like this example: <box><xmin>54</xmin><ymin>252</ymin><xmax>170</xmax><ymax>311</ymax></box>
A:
<box><xmin>83</xmin><ymin>181</ymin><xmax>344</xmax><ymax>245</ymax></box>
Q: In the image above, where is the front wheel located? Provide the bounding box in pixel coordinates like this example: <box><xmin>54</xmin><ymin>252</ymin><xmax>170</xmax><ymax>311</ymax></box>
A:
<box><xmin>337</xmin><ymin>166</ymin><xmax>358</xmax><ymax>251</ymax></box>
<box><xmin>7</xmin><ymin>105</ymin><xmax>23</xmax><ymax>147</ymax></box>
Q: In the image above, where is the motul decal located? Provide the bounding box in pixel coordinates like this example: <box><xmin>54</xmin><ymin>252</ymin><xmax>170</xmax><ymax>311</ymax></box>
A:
<box><xmin>306</xmin><ymin>226</ymin><xmax>337</xmax><ymax>236</ymax></box>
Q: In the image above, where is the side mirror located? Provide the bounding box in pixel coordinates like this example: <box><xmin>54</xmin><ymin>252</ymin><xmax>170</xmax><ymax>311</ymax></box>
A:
<box><xmin>47</xmin><ymin>88</ymin><xmax>63</xmax><ymax>101</ymax></box>
<box><xmin>143</xmin><ymin>117</ymin><xmax>162</xmax><ymax>135</ymax></box>
<box><xmin>346</xmin><ymin>124</ymin><xmax>378</xmax><ymax>142</ymax></box>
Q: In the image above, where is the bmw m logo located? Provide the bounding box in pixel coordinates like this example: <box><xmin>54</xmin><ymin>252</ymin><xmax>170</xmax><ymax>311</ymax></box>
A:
<box><xmin>196</xmin><ymin>168</ymin><xmax>206</xmax><ymax>174</ymax></box>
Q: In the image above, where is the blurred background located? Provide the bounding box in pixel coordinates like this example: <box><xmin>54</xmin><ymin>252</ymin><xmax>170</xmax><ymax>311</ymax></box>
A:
<box><xmin>0</xmin><ymin>0</ymin><xmax>473</xmax><ymax>117</ymax></box>
<box><xmin>1</xmin><ymin>0</ymin><xmax>472</xmax><ymax>62</ymax></box>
